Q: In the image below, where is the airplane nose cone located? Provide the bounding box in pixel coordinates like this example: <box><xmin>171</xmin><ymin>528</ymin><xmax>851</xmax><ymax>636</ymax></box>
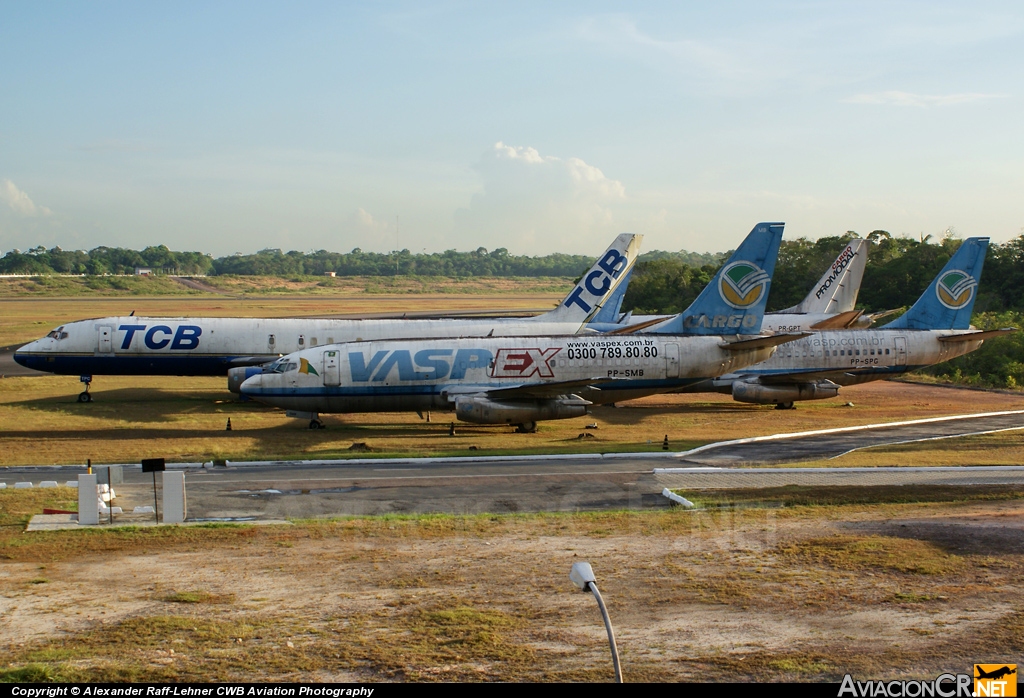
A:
<box><xmin>13</xmin><ymin>341</ymin><xmax>40</xmax><ymax>369</ymax></box>
<box><xmin>239</xmin><ymin>374</ymin><xmax>264</xmax><ymax>395</ymax></box>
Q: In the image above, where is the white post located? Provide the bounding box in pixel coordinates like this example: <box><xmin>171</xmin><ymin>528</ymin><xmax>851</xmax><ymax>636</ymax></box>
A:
<box><xmin>162</xmin><ymin>471</ymin><xmax>186</xmax><ymax>524</ymax></box>
<box><xmin>78</xmin><ymin>473</ymin><xmax>99</xmax><ymax>525</ymax></box>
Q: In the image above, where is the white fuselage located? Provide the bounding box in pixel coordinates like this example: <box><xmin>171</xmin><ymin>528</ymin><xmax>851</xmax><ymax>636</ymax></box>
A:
<box><xmin>240</xmin><ymin>333</ymin><xmax>780</xmax><ymax>419</ymax></box>
<box><xmin>701</xmin><ymin>328</ymin><xmax>985</xmax><ymax>395</ymax></box>
<box><xmin>13</xmin><ymin>315</ymin><xmax>607</xmax><ymax>377</ymax></box>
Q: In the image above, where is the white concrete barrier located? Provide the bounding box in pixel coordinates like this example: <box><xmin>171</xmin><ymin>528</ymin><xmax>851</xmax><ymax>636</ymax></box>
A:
<box><xmin>133</xmin><ymin>506</ymin><xmax>155</xmax><ymax>514</ymax></box>
<box><xmin>65</xmin><ymin>481</ymin><xmax>78</xmax><ymax>488</ymax></box>
<box><xmin>14</xmin><ymin>482</ymin><xmax>33</xmax><ymax>489</ymax></box>
<box><xmin>0</xmin><ymin>483</ymin><xmax>6</xmax><ymax>490</ymax></box>
<box><xmin>78</xmin><ymin>474</ymin><xmax>99</xmax><ymax>525</ymax></box>
<box><xmin>39</xmin><ymin>481</ymin><xmax>58</xmax><ymax>488</ymax></box>
<box><xmin>163</xmin><ymin>471</ymin><xmax>186</xmax><ymax>523</ymax></box>
<box><xmin>662</xmin><ymin>488</ymin><xmax>695</xmax><ymax>508</ymax></box>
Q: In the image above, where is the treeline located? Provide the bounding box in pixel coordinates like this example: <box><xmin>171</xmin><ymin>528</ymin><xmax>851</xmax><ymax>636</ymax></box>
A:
<box><xmin>0</xmin><ymin>244</ymin><xmax>717</xmax><ymax>278</ymax></box>
<box><xmin>624</xmin><ymin>232</ymin><xmax>1024</xmax><ymax>316</ymax></box>
<box><xmin>0</xmin><ymin>245</ymin><xmax>216</xmax><ymax>276</ymax></box>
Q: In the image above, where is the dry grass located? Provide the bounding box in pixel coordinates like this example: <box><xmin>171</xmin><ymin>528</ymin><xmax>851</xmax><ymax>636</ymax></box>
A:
<box><xmin>0</xmin><ymin>286</ymin><xmax>567</xmax><ymax>348</ymax></box>
<box><xmin>1</xmin><ymin>496</ymin><xmax>1022</xmax><ymax>682</ymax></box>
<box><xmin>1</xmin><ymin>375</ymin><xmax>1022</xmax><ymax>467</ymax></box>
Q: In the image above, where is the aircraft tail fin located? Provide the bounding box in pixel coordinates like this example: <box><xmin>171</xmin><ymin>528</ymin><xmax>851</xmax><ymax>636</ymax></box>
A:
<box><xmin>537</xmin><ymin>233</ymin><xmax>642</xmax><ymax>326</ymax></box>
<box><xmin>881</xmin><ymin>237</ymin><xmax>989</xmax><ymax>331</ymax></box>
<box><xmin>651</xmin><ymin>222</ymin><xmax>784</xmax><ymax>335</ymax></box>
<box><xmin>589</xmin><ymin>268</ymin><xmax>632</xmax><ymax>324</ymax></box>
<box><xmin>781</xmin><ymin>238</ymin><xmax>868</xmax><ymax>314</ymax></box>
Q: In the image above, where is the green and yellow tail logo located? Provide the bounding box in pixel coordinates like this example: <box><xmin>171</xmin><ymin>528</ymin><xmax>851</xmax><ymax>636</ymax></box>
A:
<box><xmin>299</xmin><ymin>358</ymin><xmax>319</xmax><ymax>376</ymax></box>
<box><xmin>936</xmin><ymin>270</ymin><xmax>977</xmax><ymax>310</ymax></box>
<box><xmin>719</xmin><ymin>261</ymin><xmax>771</xmax><ymax>309</ymax></box>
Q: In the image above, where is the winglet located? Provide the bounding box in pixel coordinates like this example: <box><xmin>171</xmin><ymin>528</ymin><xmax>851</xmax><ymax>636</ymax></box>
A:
<box><xmin>882</xmin><ymin>237</ymin><xmax>989</xmax><ymax>331</ymax></box>
<box><xmin>537</xmin><ymin>233</ymin><xmax>643</xmax><ymax>325</ymax></box>
<box><xmin>651</xmin><ymin>222</ymin><xmax>784</xmax><ymax>335</ymax></box>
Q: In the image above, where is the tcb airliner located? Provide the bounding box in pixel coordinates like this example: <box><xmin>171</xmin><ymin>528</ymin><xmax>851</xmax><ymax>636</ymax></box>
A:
<box><xmin>15</xmin><ymin>234</ymin><xmax>642</xmax><ymax>402</ymax></box>
<box><xmin>240</xmin><ymin>223</ymin><xmax>806</xmax><ymax>430</ymax></box>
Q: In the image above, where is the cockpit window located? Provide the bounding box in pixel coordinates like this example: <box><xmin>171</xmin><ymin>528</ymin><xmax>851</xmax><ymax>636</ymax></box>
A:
<box><xmin>284</xmin><ymin>362</ymin><xmax>298</xmax><ymax>372</ymax></box>
<box><xmin>266</xmin><ymin>360</ymin><xmax>298</xmax><ymax>374</ymax></box>
<box><xmin>46</xmin><ymin>327</ymin><xmax>67</xmax><ymax>340</ymax></box>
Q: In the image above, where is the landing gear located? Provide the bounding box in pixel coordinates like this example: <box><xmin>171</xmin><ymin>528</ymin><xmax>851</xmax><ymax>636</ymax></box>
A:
<box><xmin>78</xmin><ymin>376</ymin><xmax>93</xmax><ymax>403</ymax></box>
<box><xmin>309</xmin><ymin>419</ymin><xmax>325</xmax><ymax>430</ymax></box>
<box><xmin>515</xmin><ymin>421</ymin><xmax>538</xmax><ymax>434</ymax></box>
<box><xmin>774</xmin><ymin>401</ymin><xmax>795</xmax><ymax>410</ymax></box>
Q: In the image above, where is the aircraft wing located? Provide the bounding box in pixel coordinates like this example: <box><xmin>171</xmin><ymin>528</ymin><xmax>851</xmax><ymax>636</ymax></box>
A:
<box><xmin>720</xmin><ymin>332</ymin><xmax>811</xmax><ymax>351</ymax></box>
<box><xmin>754</xmin><ymin>369</ymin><xmax>866</xmax><ymax>385</ymax></box>
<box><xmin>444</xmin><ymin>376</ymin><xmax>621</xmax><ymax>401</ymax></box>
<box><xmin>228</xmin><ymin>356</ymin><xmax>280</xmax><ymax>366</ymax></box>
<box><xmin>937</xmin><ymin>328</ymin><xmax>1017</xmax><ymax>343</ymax></box>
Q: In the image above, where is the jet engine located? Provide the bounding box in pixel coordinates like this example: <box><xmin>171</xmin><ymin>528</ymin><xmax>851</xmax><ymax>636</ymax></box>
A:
<box><xmin>731</xmin><ymin>381</ymin><xmax>840</xmax><ymax>405</ymax></box>
<box><xmin>454</xmin><ymin>395</ymin><xmax>589</xmax><ymax>426</ymax></box>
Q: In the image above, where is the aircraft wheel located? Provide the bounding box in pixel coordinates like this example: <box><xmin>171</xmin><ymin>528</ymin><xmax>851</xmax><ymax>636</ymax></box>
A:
<box><xmin>775</xmin><ymin>402</ymin><xmax>795</xmax><ymax>410</ymax></box>
<box><xmin>516</xmin><ymin>421</ymin><xmax>537</xmax><ymax>434</ymax></box>
<box><xmin>78</xmin><ymin>392</ymin><xmax>92</xmax><ymax>403</ymax></box>
<box><xmin>309</xmin><ymin>419</ymin><xmax>325</xmax><ymax>430</ymax></box>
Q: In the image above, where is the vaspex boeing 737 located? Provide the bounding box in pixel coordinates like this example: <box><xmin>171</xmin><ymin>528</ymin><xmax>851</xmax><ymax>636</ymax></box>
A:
<box><xmin>240</xmin><ymin>222</ymin><xmax>807</xmax><ymax>431</ymax></box>
<box><xmin>14</xmin><ymin>234</ymin><xmax>642</xmax><ymax>402</ymax></box>
<box><xmin>684</xmin><ymin>237</ymin><xmax>1016</xmax><ymax>408</ymax></box>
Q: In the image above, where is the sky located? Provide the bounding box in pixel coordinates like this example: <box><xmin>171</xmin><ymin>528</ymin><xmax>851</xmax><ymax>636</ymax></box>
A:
<box><xmin>1</xmin><ymin>1</ymin><xmax>1022</xmax><ymax>257</ymax></box>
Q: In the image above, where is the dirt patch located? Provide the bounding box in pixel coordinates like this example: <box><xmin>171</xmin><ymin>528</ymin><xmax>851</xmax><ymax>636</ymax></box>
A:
<box><xmin>1</xmin><ymin>499</ymin><xmax>1021</xmax><ymax>681</ymax></box>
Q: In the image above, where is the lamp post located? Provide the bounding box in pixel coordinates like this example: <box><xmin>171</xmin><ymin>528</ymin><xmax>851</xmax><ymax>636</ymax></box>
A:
<box><xmin>570</xmin><ymin>561</ymin><xmax>623</xmax><ymax>683</ymax></box>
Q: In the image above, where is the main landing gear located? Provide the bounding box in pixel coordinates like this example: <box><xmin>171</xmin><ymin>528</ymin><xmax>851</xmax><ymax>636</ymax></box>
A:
<box><xmin>774</xmin><ymin>402</ymin><xmax>795</xmax><ymax>410</ymax></box>
<box><xmin>78</xmin><ymin>376</ymin><xmax>93</xmax><ymax>403</ymax></box>
<box><xmin>309</xmin><ymin>418</ymin><xmax>325</xmax><ymax>430</ymax></box>
<box><xmin>515</xmin><ymin>421</ymin><xmax>538</xmax><ymax>434</ymax></box>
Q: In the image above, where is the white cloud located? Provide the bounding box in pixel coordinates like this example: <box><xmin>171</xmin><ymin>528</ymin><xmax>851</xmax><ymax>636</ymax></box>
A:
<box><xmin>0</xmin><ymin>179</ymin><xmax>52</xmax><ymax>217</ymax></box>
<box><xmin>454</xmin><ymin>142</ymin><xmax>627</xmax><ymax>253</ymax></box>
<box><xmin>843</xmin><ymin>91</ymin><xmax>1006</xmax><ymax>107</ymax></box>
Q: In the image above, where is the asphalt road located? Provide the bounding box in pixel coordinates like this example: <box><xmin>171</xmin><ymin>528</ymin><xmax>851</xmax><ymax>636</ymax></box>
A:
<box><xmin>4</xmin><ymin>411</ymin><xmax>1024</xmax><ymax>518</ymax></box>
<box><xmin>673</xmin><ymin>410</ymin><xmax>1024</xmax><ymax>466</ymax></box>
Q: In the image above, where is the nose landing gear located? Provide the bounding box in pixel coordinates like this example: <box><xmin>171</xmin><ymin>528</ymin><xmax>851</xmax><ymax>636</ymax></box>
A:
<box><xmin>78</xmin><ymin>376</ymin><xmax>93</xmax><ymax>403</ymax></box>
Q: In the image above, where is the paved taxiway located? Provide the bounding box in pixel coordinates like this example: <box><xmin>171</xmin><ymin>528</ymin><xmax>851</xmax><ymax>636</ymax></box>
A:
<box><xmin>4</xmin><ymin>410</ymin><xmax>1024</xmax><ymax>518</ymax></box>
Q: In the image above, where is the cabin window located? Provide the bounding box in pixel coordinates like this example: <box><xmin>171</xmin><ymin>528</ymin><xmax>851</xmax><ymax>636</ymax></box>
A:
<box><xmin>268</xmin><ymin>334</ymin><xmax>276</xmax><ymax>346</ymax></box>
<box><xmin>298</xmin><ymin>335</ymin><xmax>305</xmax><ymax>347</ymax></box>
<box><xmin>310</xmin><ymin>337</ymin><xmax>318</xmax><ymax>347</ymax></box>
<box><xmin>885</xmin><ymin>349</ymin><xmax>890</xmax><ymax>354</ymax></box>
<box><xmin>327</xmin><ymin>337</ymin><xmax>334</xmax><ymax>344</ymax></box>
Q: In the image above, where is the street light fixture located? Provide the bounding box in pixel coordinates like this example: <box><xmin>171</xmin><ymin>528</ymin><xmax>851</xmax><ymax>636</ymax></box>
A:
<box><xmin>570</xmin><ymin>561</ymin><xmax>623</xmax><ymax>683</ymax></box>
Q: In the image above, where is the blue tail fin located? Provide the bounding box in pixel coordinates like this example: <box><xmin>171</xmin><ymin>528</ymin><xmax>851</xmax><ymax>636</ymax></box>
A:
<box><xmin>652</xmin><ymin>222</ymin><xmax>785</xmax><ymax>335</ymax></box>
<box><xmin>881</xmin><ymin>237</ymin><xmax>989</xmax><ymax>331</ymax></box>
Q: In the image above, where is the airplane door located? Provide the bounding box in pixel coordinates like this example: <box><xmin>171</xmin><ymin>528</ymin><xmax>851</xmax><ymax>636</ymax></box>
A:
<box><xmin>894</xmin><ymin>337</ymin><xmax>907</xmax><ymax>366</ymax></box>
<box><xmin>98</xmin><ymin>326</ymin><xmax>113</xmax><ymax>354</ymax></box>
<box><xmin>665</xmin><ymin>343</ymin><xmax>680</xmax><ymax>378</ymax></box>
<box><xmin>323</xmin><ymin>350</ymin><xmax>341</xmax><ymax>386</ymax></box>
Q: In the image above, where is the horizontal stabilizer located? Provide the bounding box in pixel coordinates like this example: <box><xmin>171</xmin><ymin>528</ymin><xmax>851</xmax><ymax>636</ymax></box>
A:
<box><xmin>809</xmin><ymin>310</ymin><xmax>864</xmax><ymax>330</ymax></box>
<box><xmin>720</xmin><ymin>332</ymin><xmax>811</xmax><ymax>352</ymax></box>
<box><xmin>937</xmin><ymin>328</ymin><xmax>1017</xmax><ymax>343</ymax></box>
<box><xmin>603</xmin><ymin>316</ymin><xmax>673</xmax><ymax>335</ymax></box>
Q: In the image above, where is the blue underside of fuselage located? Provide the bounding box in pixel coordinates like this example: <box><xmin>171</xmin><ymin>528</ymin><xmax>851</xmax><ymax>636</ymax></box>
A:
<box><xmin>12</xmin><ymin>353</ymin><xmax>257</xmax><ymax>376</ymax></box>
<box><xmin>241</xmin><ymin>377</ymin><xmax>704</xmax><ymax>400</ymax></box>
